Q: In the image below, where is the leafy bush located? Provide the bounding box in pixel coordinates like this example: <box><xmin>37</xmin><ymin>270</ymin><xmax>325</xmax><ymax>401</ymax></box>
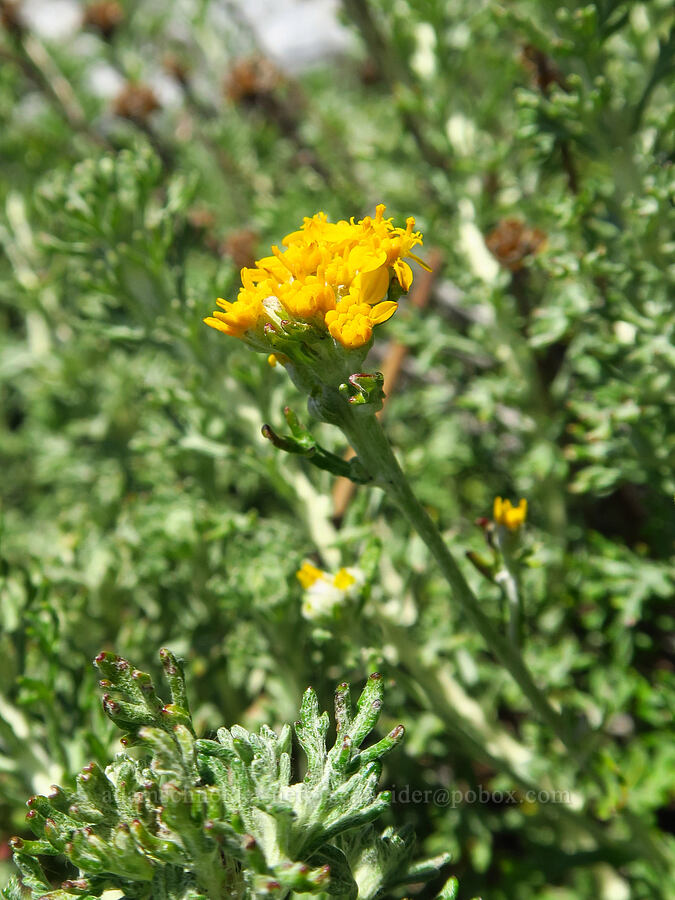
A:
<box><xmin>6</xmin><ymin>650</ymin><xmax>457</xmax><ymax>900</ymax></box>
<box><xmin>1</xmin><ymin>1</ymin><xmax>673</xmax><ymax>898</ymax></box>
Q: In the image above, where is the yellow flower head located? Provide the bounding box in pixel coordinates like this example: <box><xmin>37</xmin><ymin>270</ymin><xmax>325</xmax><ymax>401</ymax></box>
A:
<box><xmin>493</xmin><ymin>497</ymin><xmax>528</xmax><ymax>531</ymax></box>
<box><xmin>296</xmin><ymin>562</ymin><xmax>325</xmax><ymax>589</ymax></box>
<box><xmin>204</xmin><ymin>204</ymin><xmax>425</xmax><ymax>353</ymax></box>
<box><xmin>296</xmin><ymin>561</ymin><xmax>361</xmax><ymax>621</ymax></box>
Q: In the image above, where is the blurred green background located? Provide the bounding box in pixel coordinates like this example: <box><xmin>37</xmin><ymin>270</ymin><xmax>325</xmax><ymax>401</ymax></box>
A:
<box><xmin>1</xmin><ymin>1</ymin><xmax>674</xmax><ymax>897</ymax></box>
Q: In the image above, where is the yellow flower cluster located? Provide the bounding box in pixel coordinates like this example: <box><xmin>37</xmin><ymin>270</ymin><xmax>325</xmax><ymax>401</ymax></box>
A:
<box><xmin>493</xmin><ymin>497</ymin><xmax>528</xmax><ymax>531</ymax></box>
<box><xmin>296</xmin><ymin>562</ymin><xmax>356</xmax><ymax>591</ymax></box>
<box><xmin>204</xmin><ymin>204</ymin><xmax>425</xmax><ymax>350</ymax></box>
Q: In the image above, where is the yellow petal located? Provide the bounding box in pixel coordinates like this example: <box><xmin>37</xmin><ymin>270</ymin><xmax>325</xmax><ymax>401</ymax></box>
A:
<box><xmin>349</xmin><ymin>245</ymin><xmax>387</xmax><ymax>275</ymax></box>
<box><xmin>357</xmin><ymin>264</ymin><xmax>390</xmax><ymax>305</ymax></box>
<box><xmin>394</xmin><ymin>260</ymin><xmax>413</xmax><ymax>291</ymax></box>
<box><xmin>333</xmin><ymin>568</ymin><xmax>356</xmax><ymax>590</ymax></box>
<box><xmin>203</xmin><ymin>316</ymin><xmax>234</xmax><ymax>335</ymax></box>
<box><xmin>370</xmin><ymin>300</ymin><xmax>398</xmax><ymax>325</ymax></box>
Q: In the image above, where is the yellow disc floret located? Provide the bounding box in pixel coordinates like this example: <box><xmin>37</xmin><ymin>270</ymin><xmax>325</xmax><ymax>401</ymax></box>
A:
<box><xmin>204</xmin><ymin>204</ymin><xmax>425</xmax><ymax>351</ymax></box>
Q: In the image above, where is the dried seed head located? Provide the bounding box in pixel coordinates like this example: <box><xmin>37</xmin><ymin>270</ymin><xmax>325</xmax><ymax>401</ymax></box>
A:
<box><xmin>0</xmin><ymin>1</ymin><xmax>23</xmax><ymax>35</ymax></box>
<box><xmin>83</xmin><ymin>1</ymin><xmax>124</xmax><ymax>40</ymax></box>
<box><xmin>162</xmin><ymin>52</ymin><xmax>190</xmax><ymax>85</ymax></box>
<box><xmin>113</xmin><ymin>83</ymin><xmax>161</xmax><ymax>122</ymax></box>
<box><xmin>485</xmin><ymin>219</ymin><xmax>546</xmax><ymax>271</ymax></box>
<box><xmin>186</xmin><ymin>207</ymin><xmax>216</xmax><ymax>232</ymax></box>
<box><xmin>225</xmin><ymin>55</ymin><xmax>282</xmax><ymax>104</ymax></box>
<box><xmin>222</xmin><ymin>228</ymin><xmax>259</xmax><ymax>270</ymax></box>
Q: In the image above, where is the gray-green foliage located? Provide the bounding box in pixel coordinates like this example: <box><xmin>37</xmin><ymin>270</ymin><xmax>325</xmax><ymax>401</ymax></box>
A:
<box><xmin>1</xmin><ymin>0</ymin><xmax>674</xmax><ymax>898</ymax></box>
<box><xmin>4</xmin><ymin>650</ymin><xmax>449</xmax><ymax>900</ymax></box>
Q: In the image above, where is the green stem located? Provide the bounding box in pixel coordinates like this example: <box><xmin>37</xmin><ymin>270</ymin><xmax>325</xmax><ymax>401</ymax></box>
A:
<box><xmin>339</xmin><ymin>409</ymin><xmax>566</xmax><ymax>743</ymax></box>
<box><xmin>381</xmin><ymin>621</ymin><xmax>637</xmax><ymax>861</ymax></box>
<box><xmin>337</xmin><ymin>406</ymin><xmax>672</xmax><ymax>875</ymax></box>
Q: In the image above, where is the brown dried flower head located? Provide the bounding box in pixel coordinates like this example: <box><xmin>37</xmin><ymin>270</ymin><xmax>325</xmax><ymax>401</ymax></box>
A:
<box><xmin>485</xmin><ymin>218</ymin><xmax>547</xmax><ymax>272</ymax></box>
<box><xmin>222</xmin><ymin>228</ymin><xmax>259</xmax><ymax>270</ymax></box>
<box><xmin>225</xmin><ymin>55</ymin><xmax>282</xmax><ymax>105</ymax></box>
<box><xmin>113</xmin><ymin>82</ymin><xmax>160</xmax><ymax>122</ymax></box>
<box><xmin>187</xmin><ymin>207</ymin><xmax>216</xmax><ymax>233</ymax></box>
<box><xmin>1</xmin><ymin>0</ymin><xmax>24</xmax><ymax>34</ymax></box>
<box><xmin>162</xmin><ymin>52</ymin><xmax>190</xmax><ymax>85</ymax></box>
<box><xmin>83</xmin><ymin>1</ymin><xmax>124</xmax><ymax>40</ymax></box>
<box><xmin>186</xmin><ymin>208</ymin><xmax>219</xmax><ymax>253</ymax></box>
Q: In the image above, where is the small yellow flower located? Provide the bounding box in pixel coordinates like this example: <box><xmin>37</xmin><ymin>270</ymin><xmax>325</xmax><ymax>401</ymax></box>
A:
<box><xmin>333</xmin><ymin>567</ymin><xmax>356</xmax><ymax>590</ymax></box>
<box><xmin>296</xmin><ymin>562</ymin><xmax>361</xmax><ymax>620</ymax></box>
<box><xmin>204</xmin><ymin>204</ymin><xmax>426</xmax><ymax>353</ymax></box>
<box><xmin>296</xmin><ymin>561</ymin><xmax>324</xmax><ymax>589</ymax></box>
<box><xmin>493</xmin><ymin>497</ymin><xmax>528</xmax><ymax>531</ymax></box>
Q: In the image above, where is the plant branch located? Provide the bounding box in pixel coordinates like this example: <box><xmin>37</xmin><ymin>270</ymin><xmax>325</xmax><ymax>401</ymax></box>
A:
<box><xmin>339</xmin><ymin>410</ymin><xmax>567</xmax><ymax>740</ymax></box>
<box><xmin>336</xmin><ymin>407</ymin><xmax>672</xmax><ymax>874</ymax></box>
